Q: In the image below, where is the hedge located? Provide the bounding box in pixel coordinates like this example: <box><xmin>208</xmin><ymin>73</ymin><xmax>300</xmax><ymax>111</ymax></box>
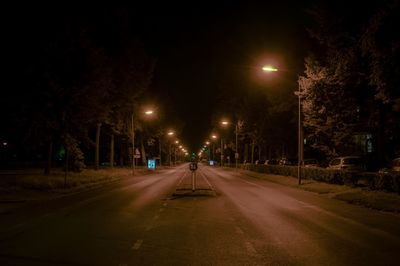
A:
<box><xmin>237</xmin><ymin>164</ymin><xmax>400</xmax><ymax>194</ymax></box>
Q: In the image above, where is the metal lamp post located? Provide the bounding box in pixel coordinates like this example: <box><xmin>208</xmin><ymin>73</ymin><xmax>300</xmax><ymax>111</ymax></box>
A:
<box><xmin>262</xmin><ymin>65</ymin><xmax>303</xmax><ymax>185</ymax></box>
<box><xmin>297</xmin><ymin>84</ymin><xmax>303</xmax><ymax>185</ymax></box>
<box><xmin>235</xmin><ymin>123</ymin><xmax>238</xmax><ymax>170</ymax></box>
<box><xmin>131</xmin><ymin>108</ymin><xmax>155</xmax><ymax>176</ymax></box>
<box><xmin>131</xmin><ymin>114</ymin><xmax>136</xmax><ymax>176</ymax></box>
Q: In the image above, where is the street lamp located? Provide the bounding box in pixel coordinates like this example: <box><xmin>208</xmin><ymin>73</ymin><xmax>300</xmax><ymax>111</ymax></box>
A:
<box><xmin>220</xmin><ymin>120</ymin><xmax>240</xmax><ymax>169</ymax></box>
<box><xmin>211</xmin><ymin>134</ymin><xmax>217</xmax><ymax>162</ymax></box>
<box><xmin>131</xmin><ymin>109</ymin><xmax>155</xmax><ymax>175</ymax></box>
<box><xmin>174</xmin><ymin>140</ymin><xmax>179</xmax><ymax>164</ymax></box>
<box><xmin>263</xmin><ymin>65</ymin><xmax>303</xmax><ymax>185</ymax></box>
<box><xmin>167</xmin><ymin>131</ymin><xmax>174</xmax><ymax>166</ymax></box>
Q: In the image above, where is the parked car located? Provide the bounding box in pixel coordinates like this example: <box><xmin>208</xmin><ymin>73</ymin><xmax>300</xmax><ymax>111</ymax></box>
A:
<box><xmin>327</xmin><ymin>156</ymin><xmax>365</xmax><ymax>171</ymax></box>
<box><xmin>303</xmin><ymin>158</ymin><xmax>319</xmax><ymax>168</ymax></box>
<box><xmin>379</xmin><ymin>157</ymin><xmax>400</xmax><ymax>175</ymax></box>
<box><xmin>279</xmin><ymin>157</ymin><xmax>295</xmax><ymax>165</ymax></box>
<box><xmin>265</xmin><ymin>159</ymin><xmax>279</xmax><ymax>165</ymax></box>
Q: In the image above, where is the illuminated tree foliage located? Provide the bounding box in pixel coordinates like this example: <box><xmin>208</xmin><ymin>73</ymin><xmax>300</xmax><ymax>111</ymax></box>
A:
<box><xmin>300</xmin><ymin>1</ymin><xmax>400</xmax><ymax>164</ymax></box>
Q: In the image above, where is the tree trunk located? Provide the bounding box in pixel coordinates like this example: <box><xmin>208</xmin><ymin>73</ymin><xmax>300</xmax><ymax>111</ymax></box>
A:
<box><xmin>141</xmin><ymin>140</ymin><xmax>147</xmax><ymax>166</ymax></box>
<box><xmin>95</xmin><ymin>123</ymin><xmax>101</xmax><ymax>170</ymax></box>
<box><xmin>378</xmin><ymin>103</ymin><xmax>386</xmax><ymax>168</ymax></box>
<box><xmin>251</xmin><ymin>139</ymin><xmax>255</xmax><ymax>164</ymax></box>
<box><xmin>119</xmin><ymin>138</ymin><xmax>124</xmax><ymax>166</ymax></box>
<box><xmin>110</xmin><ymin>133</ymin><xmax>114</xmax><ymax>169</ymax></box>
<box><xmin>244</xmin><ymin>144</ymin><xmax>248</xmax><ymax>163</ymax></box>
<box><xmin>44</xmin><ymin>140</ymin><xmax>53</xmax><ymax>175</ymax></box>
<box><xmin>64</xmin><ymin>146</ymin><xmax>69</xmax><ymax>186</ymax></box>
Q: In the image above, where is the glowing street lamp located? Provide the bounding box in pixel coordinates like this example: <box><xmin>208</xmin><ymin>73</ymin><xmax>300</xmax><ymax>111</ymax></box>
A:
<box><xmin>220</xmin><ymin>119</ymin><xmax>240</xmax><ymax>169</ymax></box>
<box><xmin>262</xmin><ymin>65</ymin><xmax>303</xmax><ymax>185</ymax></box>
<box><xmin>262</xmin><ymin>65</ymin><xmax>278</xmax><ymax>72</ymax></box>
<box><xmin>166</xmin><ymin>131</ymin><xmax>175</xmax><ymax>166</ymax></box>
<box><xmin>144</xmin><ymin>110</ymin><xmax>154</xmax><ymax>115</ymax></box>
<box><xmin>131</xmin><ymin>108</ymin><xmax>156</xmax><ymax>175</ymax></box>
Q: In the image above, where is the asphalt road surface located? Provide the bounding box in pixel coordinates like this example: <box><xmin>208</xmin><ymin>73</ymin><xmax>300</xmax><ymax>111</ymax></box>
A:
<box><xmin>0</xmin><ymin>164</ymin><xmax>399</xmax><ymax>265</ymax></box>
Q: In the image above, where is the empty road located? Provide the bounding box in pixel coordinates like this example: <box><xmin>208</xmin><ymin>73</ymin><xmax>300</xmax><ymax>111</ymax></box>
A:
<box><xmin>0</xmin><ymin>164</ymin><xmax>399</xmax><ymax>265</ymax></box>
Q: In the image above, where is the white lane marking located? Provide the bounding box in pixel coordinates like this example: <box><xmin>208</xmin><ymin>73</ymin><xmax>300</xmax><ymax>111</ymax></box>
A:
<box><xmin>132</xmin><ymin>239</ymin><xmax>143</xmax><ymax>250</ymax></box>
<box><xmin>245</xmin><ymin>241</ymin><xmax>257</xmax><ymax>255</ymax></box>
<box><xmin>199</xmin><ymin>170</ymin><xmax>215</xmax><ymax>189</ymax></box>
<box><xmin>235</xmin><ymin>226</ymin><xmax>244</xmax><ymax>235</ymax></box>
<box><xmin>176</xmin><ymin>172</ymin><xmax>188</xmax><ymax>186</ymax></box>
<box><xmin>145</xmin><ymin>225</ymin><xmax>153</xmax><ymax>231</ymax></box>
<box><xmin>240</xmin><ymin>178</ymin><xmax>266</xmax><ymax>189</ymax></box>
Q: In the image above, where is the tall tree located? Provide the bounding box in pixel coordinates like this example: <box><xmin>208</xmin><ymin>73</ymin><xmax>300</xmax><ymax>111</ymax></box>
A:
<box><xmin>360</xmin><ymin>1</ymin><xmax>400</xmax><ymax>164</ymax></box>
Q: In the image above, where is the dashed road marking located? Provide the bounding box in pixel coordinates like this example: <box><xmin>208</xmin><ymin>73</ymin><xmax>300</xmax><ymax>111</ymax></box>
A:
<box><xmin>235</xmin><ymin>226</ymin><xmax>244</xmax><ymax>235</ymax></box>
<box><xmin>145</xmin><ymin>225</ymin><xmax>153</xmax><ymax>231</ymax></box>
<box><xmin>132</xmin><ymin>239</ymin><xmax>143</xmax><ymax>250</ymax></box>
<box><xmin>245</xmin><ymin>241</ymin><xmax>257</xmax><ymax>255</ymax></box>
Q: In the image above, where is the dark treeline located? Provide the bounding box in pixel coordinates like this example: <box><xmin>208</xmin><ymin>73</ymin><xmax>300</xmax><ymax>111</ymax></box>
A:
<box><xmin>1</xmin><ymin>6</ymin><xmax>167</xmax><ymax>173</ymax></box>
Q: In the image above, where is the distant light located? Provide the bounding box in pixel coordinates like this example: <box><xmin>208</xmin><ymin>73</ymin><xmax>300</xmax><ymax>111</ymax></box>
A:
<box><xmin>212</xmin><ymin>135</ymin><xmax>217</xmax><ymax>139</ymax></box>
<box><xmin>167</xmin><ymin>131</ymin><xmax>174</xmax><ymax>136</ymax></box>
<box><xmin>144</xmin><ymin>110</ymin><xmax>154</xmax><ymax>115</ymax></box>
<box><xmin>221</xmin><ymin>121</ymin><xmax>229</xmax><ymax>125</ymax></box>
<box><xmin>175</xmin><ymin>140</ymin><xmax>179</xmax><ymax>144</ymax></box>
<box><xmin>3</xmin><ymin>142</ymin><xmax>7</xmax><ymax>146</ymax></box>
<box><xmin>262</xmin><ymin>65</ymin><xmax>278</xmax><ymax>72</ymax></box>
<box><xmin>205</xmin><ymin>141</ymin><xmax>210</xmax><ymax>145</ymax></box>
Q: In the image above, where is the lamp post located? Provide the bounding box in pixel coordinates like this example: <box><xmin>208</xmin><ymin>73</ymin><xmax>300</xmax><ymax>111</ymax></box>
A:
<box><xmin>235</xmin><ymin>123</ymin><xmax>239</xmax><ymax>169</ymax></box>
<box><xmin>131</xmin><ymin>114</ymin><xmax>135</xmax><ymax>175</ymax></box>
<box><xmin>220</xmin><ymin>120</ymin><xmax>240</xmax><ymax>169</ymax></box>
<box><xmin>131</xmin><ymin>108</ymin><xmax>155</xmax><ymax>175</ymax></box>
<box><xmin>297</xmin><ymin>84</ymin><xmax>303</xmax><ymax>185</ymax></box>
<box><xmin>174</xmin><ymin>140</ymin><xmax>179</xmax><ymax>165</ymax></box>
<box><xmin>220</xmin><ymin>121</ymin><xmax>229</xmax><ymax>167</ymax></box>
<box><xmin>211</xmin><ymin>134</ymin><xmax>217</xmax><ymax>162</ymax></box>
<box><xmin>263</xmin><ymin>65</ymin><xmax>303</xmax><ymax>184</ymax></box>
<box><xmin>167</xmin><ymin>131</ymin><xmax>174</xmax><ymax>166</ymax></box>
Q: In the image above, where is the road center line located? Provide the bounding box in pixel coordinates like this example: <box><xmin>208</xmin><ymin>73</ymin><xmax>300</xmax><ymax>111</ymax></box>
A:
<box><xmin>199</xmin><ymin>170</ymin><xmax>214</xmax><ymax>189</ymax></box>
<box><xmin>131</xmin><ymin>239</ymin><xmax>143</xmax><ymax>250</ymax></box>
<box><xmin>235</xmin><ymin>226</ymin><xmax>244</xmax><ymax>235</ymax></box>
<box><xmin>245</xmin><ymin>241</ymin><xmax>257</xmax><ymax>255</ymax></box>
<box><xmin>176</xmin><ymin>172</ymin><xmax>188</xmax><ymax>187</ymax></box>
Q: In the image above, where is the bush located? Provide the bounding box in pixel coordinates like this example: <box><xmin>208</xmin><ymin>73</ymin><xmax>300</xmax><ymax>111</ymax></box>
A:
<box><xmin>371</xmin><ymin>173</ymin><xmax>400</xmax><ymax>193</ymax></box>
<box><xmin>238</xmin><ymin>164</ymin><xmax>400</xmax><ymax>193</ymax></box>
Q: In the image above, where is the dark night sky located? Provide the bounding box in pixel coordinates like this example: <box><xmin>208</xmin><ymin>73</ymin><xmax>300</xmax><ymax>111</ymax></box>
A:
<box><xmin>134</xmin><ymin>1</ymin><xmax>314</xmax><ymax>151</ymax></box>
<box><xmin>4</xmin><ymin>1</ymin><xmax>324</xmax><ymax>152</ymax></box>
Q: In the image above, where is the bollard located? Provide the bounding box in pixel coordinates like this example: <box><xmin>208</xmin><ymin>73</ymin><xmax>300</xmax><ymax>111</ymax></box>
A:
<box><xmin>189</xmin><ymin>162</ymin><xmax>198</xmax><ymax>192</ymax></box>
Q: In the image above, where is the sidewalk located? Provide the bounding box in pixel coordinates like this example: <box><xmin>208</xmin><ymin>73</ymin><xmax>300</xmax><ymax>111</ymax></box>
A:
<box><xmin>223</xmin><ymin>167</ymin><xmax>400</xmax><ymax>213</ymax></box>
<box><xmin>172</xmin><ymin>170</ymin><xmax>216</xmax><ymax>197</ymax></box>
